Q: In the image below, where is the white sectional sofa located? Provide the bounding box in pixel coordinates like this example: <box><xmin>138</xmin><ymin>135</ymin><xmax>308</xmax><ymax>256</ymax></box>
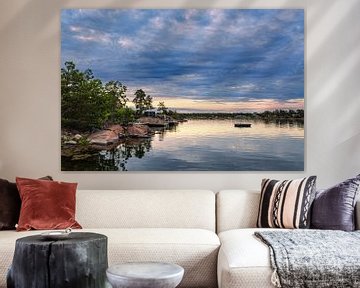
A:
<box><xmin>1</xmin><ymin>189</ymin><xmax>359</xmax><ymax>288</ymax></box>
<box><xmin>216</xmin><ymin>190</ymin><xmax>274</xmax><ymax>288</ymax></box>
<box><xmin>216</xmin><ymin>190</ymin><xmax>360</xmax><ymax>288</ymax></box>
<box><xmin>0</xmin><ymin>190</ymin><xmax>220</xmax><ymax>288</ymax></box>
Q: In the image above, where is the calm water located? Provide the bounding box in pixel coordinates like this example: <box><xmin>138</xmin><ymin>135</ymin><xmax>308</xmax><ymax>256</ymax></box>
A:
<box><xmin>62</xmin><ymin>119</ymin><xmax>304</xmax><ymax>171</ymax></box>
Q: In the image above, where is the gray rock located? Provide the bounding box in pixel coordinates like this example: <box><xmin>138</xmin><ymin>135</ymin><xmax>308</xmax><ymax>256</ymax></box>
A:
<box><xmin>90</xmin><ymin>139</ymin><xmax>112</xmax><ymax>145</ymax></box>
<box><xmin>64</xmin><ymin>140</ymin><xmax>77</xmax><ymax>145</ymax></box>
<box><xmin>72</xmin><ymin>154</ymin><xmax>93</xmax><ymax>161</ymax></box>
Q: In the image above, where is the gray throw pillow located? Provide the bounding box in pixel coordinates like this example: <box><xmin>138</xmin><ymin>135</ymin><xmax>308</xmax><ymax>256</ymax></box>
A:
<box><xmin>311</xmin><ymin>174</ymin><xmax>360</xmax><ymax>231</ymax></box>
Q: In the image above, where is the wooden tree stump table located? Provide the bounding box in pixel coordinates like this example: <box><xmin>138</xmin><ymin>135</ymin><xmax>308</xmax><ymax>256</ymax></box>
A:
<box><xmin>7</xmin><ymin>232</ymin><xmax>108</xmax><ymax>288</ymax></box>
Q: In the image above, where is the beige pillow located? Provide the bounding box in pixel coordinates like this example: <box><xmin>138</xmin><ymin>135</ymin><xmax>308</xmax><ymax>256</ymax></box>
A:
<box><xmin>257</xmin><ymin>176</ymin><xmax>317</xmax><ymax>229</ymax></box>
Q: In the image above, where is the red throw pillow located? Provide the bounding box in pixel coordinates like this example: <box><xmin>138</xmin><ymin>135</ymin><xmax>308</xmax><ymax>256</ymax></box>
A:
<box><xmin>0</xmin><ymin>176</ymin><xmax>53</xmax><ymax>230</ymax></box>
<box><xmin>16</xmin><ymin>177</ymin><xmax>82</xmax><ymax>231</ymax></box>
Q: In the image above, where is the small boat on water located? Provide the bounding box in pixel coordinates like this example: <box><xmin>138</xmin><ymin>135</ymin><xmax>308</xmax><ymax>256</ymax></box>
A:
<box><xmin>234</xmin><ymin>123</ymin><xmax>251</xmax><ymax>128</ymax></box>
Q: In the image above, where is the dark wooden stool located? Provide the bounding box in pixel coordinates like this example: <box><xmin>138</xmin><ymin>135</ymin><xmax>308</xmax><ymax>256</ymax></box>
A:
<box><xmin>7</xmin><ymin>232</ymin><xmax>108</xmax><ymax>288</ymax></box>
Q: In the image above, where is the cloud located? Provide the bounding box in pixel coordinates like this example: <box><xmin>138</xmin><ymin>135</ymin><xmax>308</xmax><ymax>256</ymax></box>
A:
<box><xmin>150</xmin><ymin>16</ymin><xmax>165</xmax><ymax>29</ymax></box>
<box><xmin>68</xmin><ymin>25</ymin><xmax>112</xmax><ymax>44</ymax></box>
<box><xmin>230</xmin><ymin>83</ymin><xmax>262</xmax><ymax>92</ymax></box>
<box><xmin>117</xmin><ymin>37</ymin><xmax>137</xmax><ymax>49</ymax></box>
<box><xmin>61</xmin><ymin>9</ymin><xmax>304</xmax><ymax>112</ymax></box>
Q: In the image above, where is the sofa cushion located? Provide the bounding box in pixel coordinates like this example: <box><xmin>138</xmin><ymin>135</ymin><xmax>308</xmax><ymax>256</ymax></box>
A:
<box><xmin>0</xmin><ymin>228</ymin><xmax>220</xmax><ymax>288</ymax></box>
<box><xmin>16</xmin><ymin>177</ymin><xmax>81</xmax><ymax>231</ymax></box>
<box><xmin>311</xmin><ymin>174</ymin><xmax>360</xmax><ymax>231</ymax></box>
<box><xmin>218</xmin><ymin>228</ymin><xmax>278</xmax><ymax>288</ymax></box>
<box><xmin>257</xmin><ymin>177</ymin><xmax>317</xmax><ymax>229</ymax></box>
<box><xmin>76</xmin><ymin>190</ymin><xmax>216</xmax><ymax>231</ymax></box>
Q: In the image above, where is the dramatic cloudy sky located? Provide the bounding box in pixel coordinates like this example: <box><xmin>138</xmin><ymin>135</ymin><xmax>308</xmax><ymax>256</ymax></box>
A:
<box><xmin>61</xmin><ymin>9</ymin><xmax>304</xmax><ymax>113</ymax></box>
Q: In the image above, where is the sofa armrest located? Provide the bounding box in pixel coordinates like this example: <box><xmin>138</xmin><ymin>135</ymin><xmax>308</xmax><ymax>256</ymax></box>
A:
<box><xmin>356</xmin><ymin>200</ymin><xmax>360</xmax><ymax>230</ymax></box>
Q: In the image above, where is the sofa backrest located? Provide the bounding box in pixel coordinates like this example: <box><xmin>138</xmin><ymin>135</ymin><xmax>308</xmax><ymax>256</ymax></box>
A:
<box><xmin>216</xmin><ymin>190</ymin><xmax>260</xmax><ymax>233</ymax></box>
<box><xmin>217</xmin><ymin>190</ymin><xmax>360</xmax><ymax>233</ymax></box>
<box><xmin>76</xmin><ymin>190</ymin><xmax>216</xmax><ymax>231</ymax></box>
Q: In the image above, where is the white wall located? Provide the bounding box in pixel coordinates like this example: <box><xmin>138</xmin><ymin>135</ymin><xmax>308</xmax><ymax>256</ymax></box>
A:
<box><xmin>0</xmin><ymin>0</ymin><xmax>359</xmax><ymax>191</ymax></box>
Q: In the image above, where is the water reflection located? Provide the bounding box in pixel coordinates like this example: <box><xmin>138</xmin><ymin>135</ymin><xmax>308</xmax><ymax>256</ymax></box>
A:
<box><xmin>153</xmin><ymin>124</ymin><xmax>178</xmax><ymax>142</ymax></box>
<box><xmin>61</xmin><ymin>138</ymin><xmax>152</xmax><ymax>171</ymax></box>
<box><xmin>98</xmin><ymin>139</ymin><xmax>152</xmax><ymax>171</ymax></box>
<box><xmin>61</xmin><ymin>119</ymin><xmax>304</xmax><ymax>171</ymax></box>
<box><xmin>263</xmin><ymin>119</ymin><xmax>304</xmax><ymax>128</ymax></box>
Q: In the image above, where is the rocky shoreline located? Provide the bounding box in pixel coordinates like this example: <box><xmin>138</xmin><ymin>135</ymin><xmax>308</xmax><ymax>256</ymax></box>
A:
<box><xmin>87</xmin><ymin>124</ymin><xmax>152</xmax><ymax>145</ymax></box>
<box><xmin>62</xmin><ymin>116</ymin><xmax>178</xmax><ymax>146</ymax></box>
<box><xmin>61</xmin><ymin>116</ymin><xmax>179</xmax><ymax>161</ymax></box>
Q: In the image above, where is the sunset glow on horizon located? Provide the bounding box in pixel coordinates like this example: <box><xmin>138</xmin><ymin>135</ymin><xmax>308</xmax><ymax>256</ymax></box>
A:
<box><xmin>126</xmin><ymin>96</ymin><xmax>304</xmax><ymax>113</ymax></box>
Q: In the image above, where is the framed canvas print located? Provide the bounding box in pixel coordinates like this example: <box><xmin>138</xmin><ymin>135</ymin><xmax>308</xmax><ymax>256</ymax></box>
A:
<box><xmin>61</xmin><ymin>9</ymin><xmax>304</xmax><ymax>171</ymax></box>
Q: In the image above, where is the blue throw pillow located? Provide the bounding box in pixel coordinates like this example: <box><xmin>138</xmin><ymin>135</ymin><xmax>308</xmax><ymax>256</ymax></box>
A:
<box><xmin>311</xmin><ymin>174</ymin><xmax>360</xmax><ymax>231</ymax></box>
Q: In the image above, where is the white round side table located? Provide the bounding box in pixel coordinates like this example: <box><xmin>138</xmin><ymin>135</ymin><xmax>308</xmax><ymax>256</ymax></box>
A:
<box><xmin>106</xmin><ymin>262</ymin><xmax>184</xmax><ymax>288</ymax></box>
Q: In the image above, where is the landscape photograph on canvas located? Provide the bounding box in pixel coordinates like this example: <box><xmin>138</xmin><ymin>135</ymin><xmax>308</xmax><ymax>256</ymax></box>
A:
<box><xmin>61</xmin><ymin>9</ymin><xmax>304</xmax><ymax>171</ymax></box>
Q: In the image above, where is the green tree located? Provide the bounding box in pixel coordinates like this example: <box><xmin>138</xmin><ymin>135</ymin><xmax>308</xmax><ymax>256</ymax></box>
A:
<box><xmin>296</xmin><ymin>109</ymin><xmax>304</xmax><ymax>118</ymax></box>
<box><xmin>61</xmin><ymin>61</ymin><xmax>106</xmax><ymax>130</ymax></box>
<box><xmin>167</xmin><ymin>109</ymin><xmax>180</xmax><ymax>120</ymax></box>
<box><xmin>133</xmin><ymin>89</ymin><xmax>147</xmax><ymax>115</ymax></box>
<box><xmin>115</xmin><ymin>107</ymin><xmax>135</xmax><ymax>126</ymax></box>
<box><xmin>157</xmin><ymin>101</ymin><xmax>168</xmax><ymax>115</ymax></box>
<box><xmin>145</xmin><ymin>94</ymin><xmax>153</xmax><ymax>110</ymax></box>
<box><xmin>104</xmin><ymin>81</ymin><xmax>128</xmax><ymax>107</ymax></box>
<box><xmin>104</xmin><ymin>81</ymin><xmax>128</xmax><ymax>123</ymax></box>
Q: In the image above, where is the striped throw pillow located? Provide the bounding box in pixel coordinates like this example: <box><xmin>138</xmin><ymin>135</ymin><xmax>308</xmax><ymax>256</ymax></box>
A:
<box><xmin>257</xmin><ymin>176</ymin><xmax>317</xmax><ymax>229</ymax></box>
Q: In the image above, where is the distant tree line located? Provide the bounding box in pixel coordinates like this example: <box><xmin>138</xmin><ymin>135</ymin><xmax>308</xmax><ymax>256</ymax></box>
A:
<box><xmin>178</xmin><ymin>110</ymin><xmax>304</xmax><ymax>120</ymax></box>
<box><xmin>257</xmin><ymin>109</ymin><xmax>304</xmax><ymax>119</ymax></box>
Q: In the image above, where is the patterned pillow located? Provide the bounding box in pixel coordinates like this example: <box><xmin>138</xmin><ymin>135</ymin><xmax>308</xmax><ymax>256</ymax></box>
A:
<box><xmin>257</xmin><ymin>176</ymin><xmax>317</xmax><ymax>229</ymax></box>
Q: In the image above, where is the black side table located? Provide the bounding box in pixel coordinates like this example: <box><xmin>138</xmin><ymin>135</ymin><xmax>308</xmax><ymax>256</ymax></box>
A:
<box><xmin>7</xmin><ymin>232</ymin><xmax>108</xmax><ymax>288</ymax></box>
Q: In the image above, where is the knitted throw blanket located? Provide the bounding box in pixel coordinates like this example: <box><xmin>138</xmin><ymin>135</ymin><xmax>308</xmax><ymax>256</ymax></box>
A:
<box><xmin>255</xmin><ymin>230</ymin><xmax>360</xmax><ymax>288</ymax></box>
